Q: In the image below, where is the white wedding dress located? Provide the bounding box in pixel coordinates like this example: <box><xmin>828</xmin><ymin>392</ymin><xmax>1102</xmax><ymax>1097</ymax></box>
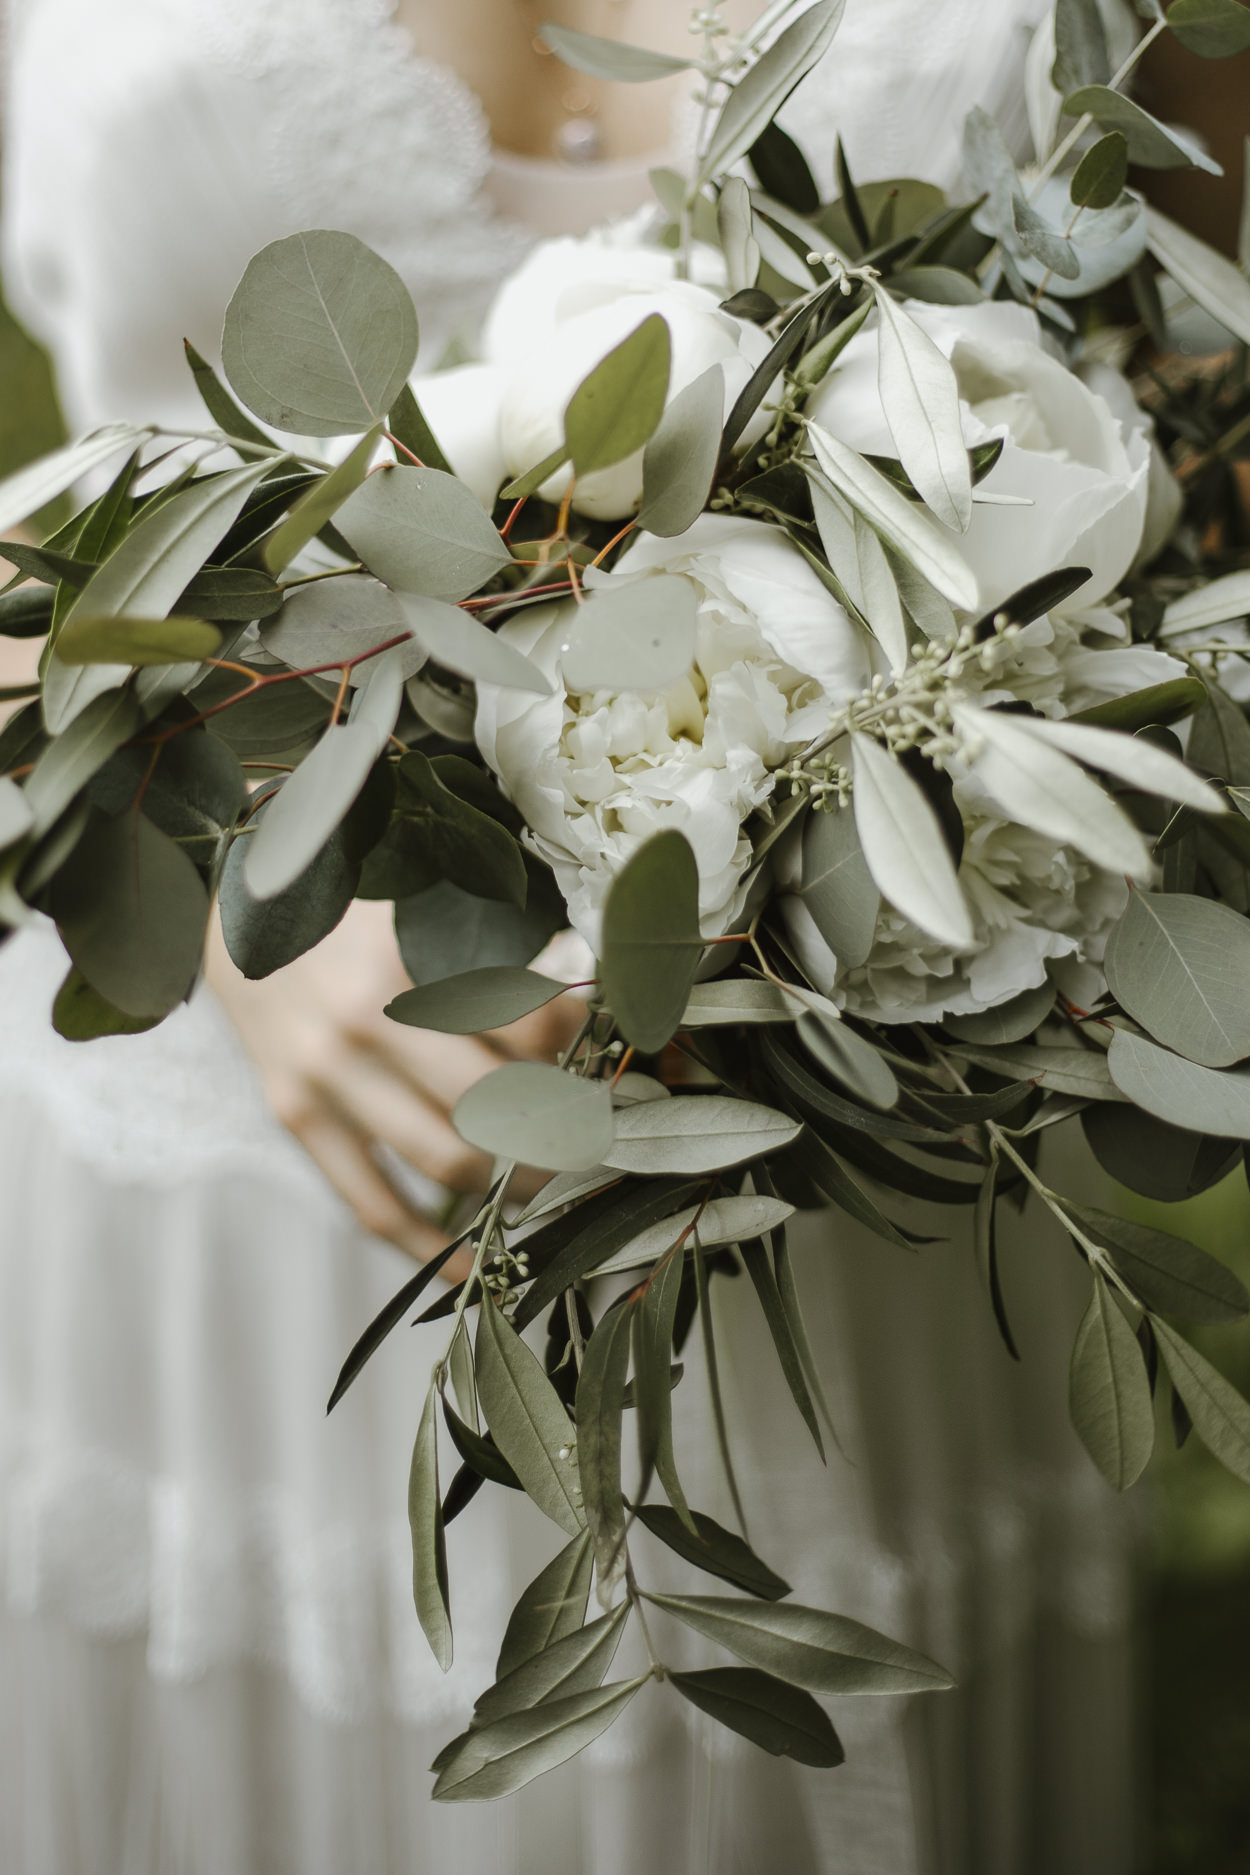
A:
<box><xmin>0</xmin><ymin>3</ymin><xmax>1137</xmax><ymax>1871</ymax></box>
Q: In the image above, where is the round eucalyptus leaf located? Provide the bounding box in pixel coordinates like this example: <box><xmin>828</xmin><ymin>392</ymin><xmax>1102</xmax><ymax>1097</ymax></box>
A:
<box><xmin>638</xmin><ymin>366</ymin><xmax>725</xmax><ymax>540</ymax></box>
<box><xmin>560</xmin><ymin>573</ymin><xmax>697</xmax><ymax>694</ymax></box>
<box><xmin>222</xmin><ymin>230</ymin><xmax>419</xmax><ymax>435</ymax></box>
<box><xmin>1104</xmin><ymin>890</ymin><xmax>1250</xmax><ymax>1068</ymax></box>
<box><xmin>400</xmin><ymin>592</ymin><xmax>550</xmax><ymax>693</ymax></box>
<box><xmin>262</xmin><ymin>574</ymin><xmax>425</xmax><ymax>681</ymax></box>
<box><xmin>563</xmin><ymin>315</ymin><xmax>672</xmax><ymax>478</ymax></box>
<box><xmin>454</xmin><ymin>1062</ymin><xmax>614</xmax><ymax>1172</ymax></box>
<box><xmin>53</xmin><ymin>614</ymin><xmax>222</xmax><ymax>667</ymax></box>
<box><xmin>1166</xmin><ymin>0</ymin><xmax>1250</xmax><ymax>59</ymax></box>
<box><xmin>337</xmin><ymin>464</ymin><xmax>511</xmax><ymax>602</ymax></box>
<box><xmin>944</xmin><ymin>982</ymin><xmax>1057</xmax><ymax>1046</ymax></box>
<box><xmin>386</xmin><ymin>967</ymin><xmax>566</xmax><ymax>1034</ymax></box>
<box><xmin>52</xmin><ymin>809</ymin><xmax>209</xmax><ymax>1018</ymax></box>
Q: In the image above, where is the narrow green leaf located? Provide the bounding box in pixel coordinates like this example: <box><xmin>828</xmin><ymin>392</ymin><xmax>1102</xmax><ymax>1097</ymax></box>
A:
<box><xmin>850</xmin><ymin>732</ymin><xmax>973</xmax><ymax>948</ymax></box>
<box><xmin>500</xmin><ymin>444</ymin><xmax>571</xmax><ymax>503</ymax></box>
<box><xmin>399</xmin><ymin>591</ymin><xmax>551</xmax><ymax>693</ymax></box>
<box><xmin>1063</xmin><ymin>1203</ymin><xmax>1248</xmax><ymax>1324</ymax></box>
<box><xmin>669</xmin><ymin>1668</ymin><xmax>843</xmax><ymax>1767</ymax></box>
<box><xmin>539</xmin><ymin>21</ymin><xmax>692</xmax><ymax>80</ymax></box>
<box><xmin>23</xmin><ymin>689</ymin><xmax>142</xmax><ymax>837</ymax></box>
<box><xmin>326</xmin><ymin>1235</ymin><xmax>468</xmax><ymax>1414</ymax></box>
<box><xmin>431</xmin><ymin>1678</ymin><xmax>647</xmax><ymax>1802</ymax></box>
<box><xmin>694</xmin><ymin>1239</ymin><xmax>748</xmax><ymax>1537</ymax></box>
<box><xmin>53</xmin><ymin>614</ymin><xmax>222</xmax><ymax>667</ymax></box>
<box><xmin>386</xmin><ymin>967</ymin><xmax>565</xmax><ymax>1034</ymax></box>
<box><xmin>0</xmin><ymin>428</ymin><xmax>144</xmax><ymax>539</ymax></box>
<box><xmin>262</xmin><ymin>425</ymin><xmax>379</xmax><ymax>573</ymax></box>
<box><xmin>599</xmin><ymin>828</ymin><xmax>702</xmax><ymax>1055</ymax></box>
<box><xmin>1069</xmin><ymin>1274</ymin><xmax>1154</xmax><ymax>1489</ymax></box>
<box><xmin>474</xmin><ymin>1297</ymin><xmax>586</xmax><ymax>1535</ymax></box>
<box><xmin>409</xmin><ymin>1389</ymin><xmax>453</xmax><ymax>1669</ymax></box>
<box><xmin>1154</xmin><ymin>1318</ymin><xmax>1250</xmax><ymax>1483</ymax></box>
<box><xmin>183</xmin><ymin>340</ymin><xmax>273</xmax><ymax>447</ymax></box>
<box><xmin>576</xmin><ymin>1304</ymin><xmax>635</xmax><ymax>1599</ymax></box>
<box><xmin>801</xmin><ymin>799</ymin><xmax>880</xmax><ymax>970</ymax></box>
<box><xmin>633</xmin><ymin>1252</ymin><xmax>695</xmax><ymax>1530</ymax></box>
<box><xmin>974</xmin><ymin>1153</ymin><xmax>1020</xmax><ymax>1361</ymax></box>
<box><xmin>388</xmin><ymin>380</ymin><xmax>453</xmax><ymax>474</ymax></box>
<box><xmin>563</xmin><ymin>315</ymin><xmax>672</xmax><ymax>478</ymax></box>
<box><xmin>475</xmin><ymin>1604</ymin><xmax>630</xmax><ymax>1727</ymax></box>
<box><xmin>496</xmin><ymin>1532</ymin><xmax>595</xmax><ymax>1680</ymax></box>
<box><xmin>647</xmin><ymin>1594</ymin><xmax>954</xmax><ymax>1695</ymax></box>
<box><xmin>681</xmin><ymin>978</ymin><xmax>794</xmax><ymax>1026</ymax></box>
<box><xmin>699</xmin><ymin>0</ymin><xmax>848</xmax><ymax>184</ymax></box>
<box><xmin>633</xmin><ymin>1504</ymin><xmax>790</xmax><ymax>1600</ymax></box>
<box><xmin>807</xmin><ymin>432</ymin><xmax>978</xmax><ymax>610</ymax></box>
<box><xmin>604</xmin><ymin>1095</ymin><xmax>800</xmax><ymax>1176</ymax></box>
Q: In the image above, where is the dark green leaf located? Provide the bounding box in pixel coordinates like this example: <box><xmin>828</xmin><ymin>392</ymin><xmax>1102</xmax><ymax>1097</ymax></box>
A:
<box><xmin>51</xmin><ymin>966</ymin><xmax>162</xmax><ymax>1041</ymax></box>
<box><xmin>0</xmin><ymin>587</ymin><xmax>55</xmax><ymax>638</ymax></box>
<box><xmin>183</xmin><ymin>339</ymin><xmax>273</xmax><ymax>448</ymax></box>
<box><xmin>632</xmin><ymin>1251</ymin><xmax>695</xmax><ymax>1530</ymax></box>
<box><xmin>1154</xmin><ymin>1319</ymin><xmax>1250</xmax><ymax>1482</ymax></box>
<box><xmin>386</xmin><ymin>967</ymin><xmax>566</xmax><ymax>1034</ymax></box>
<box><xmin>388</xmin><ymin>380</ymin><xmax>453</xmax><ymax>475</ymax></box>
<box><xmin>975</xmin><ymin>1154</ymin><xmax>1019</xmax><ymax>1361</ymax></box>
<box><xmin>474</xmin><ymin>1603</ymin><xmax>630</xmax><ymax>1726</ymax></box>
<box><xmin>800</xmin><ymin>802</ymin><xmax>880</xmax><ymax>970</ymax></box>
<box><xmin>1167</xmin><ymin>0</ymin><xmax>1250</xmax><ymax>57</ymax></box>
<box><xmin>1070</xmin><ymin>131</ymin><xmax>1130</xmax><ymax>211</ymax></box>
<box><xmin>646</xmin><ymin>1594</ymin><xmax>954</xmax><ymax>1694</ymax></box>
<box><xmin>325</xmin><ymin>1232</ymin><xmax>468</xmax><ymax>1413</ymax></box>
<box><xmin>1069</xmin><ymin>1273</ymin><xmax>1154</xmax><ymax>1489</ymax></box>
<box><xmin>23</xmin><ymin>689</ymin><xmax>142</xmax><ymax>838</ymax></box>
<box><xmin>669</xmin><ymin>1668</ymin><xmax>843</xmax><ymax>1767</ymax></box>
<box><xmin>512</xmin><ymin>1177</ymin><xmax>706</xmax><ymax>1328</ymax></box>
<box><xmin>1062</xmin><ymin>1203</ymin><xmax>1249</xmax><ymax>1323</ymax></box>
<box><xmin>178</xmin><ymin>566</ymin><xmax>283</xmax><ymax>623</ymax></box>
<box><xmin>442</xmin><ymin>1396</ymin><xmax>522</xmax><ymax>1489</ymax></box>
<box><xmin>749</xmin><ymin>119</ymin><xmax>820</xmax><ymax>215</ymax></box>
<box><xmin>633</xmin><ymin>1503</ymin><xmax>790</xmax><ymax>1600</ymax></box>
<box><xmin>53</xmin><ymin>614</ymin><xmax>222</xmax><ymax>667</ymax></box>
<box><xmin>394</xmin><ymin>868</ymin><xmax>564</xmax><ymax>984</ymax></box>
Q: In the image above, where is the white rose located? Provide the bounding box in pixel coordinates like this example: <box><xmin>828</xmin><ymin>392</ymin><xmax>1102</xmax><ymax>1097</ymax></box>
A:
<box><xmin>474</xmin><ymin>515</ymin><xmax>872</xmax><ymax>954</ymax></box>
<box><xmin>414</xmin><ymin>228</ymin><xmax>772</xmax><ymax>522</ymax></box>
<box><xmin>805</xmin><ymin>299</ymin><xmax>1152</xmax><ymax>613</ymax></box>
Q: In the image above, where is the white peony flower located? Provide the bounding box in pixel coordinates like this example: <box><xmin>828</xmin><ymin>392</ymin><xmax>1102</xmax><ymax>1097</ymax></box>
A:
<box><xmin>475</xmin><ymin>515</ymin><xmax>872</xmax><ymax>954</ymax></box>
<box><xmin>805</xmin><ymin>298</ymin><xmax>1153</xmax><ymax>613</ymax></box>
<box><xmin>413</xmin><ymin>226</ymin><xmax>771</xmax><ymax>521</ymax></box>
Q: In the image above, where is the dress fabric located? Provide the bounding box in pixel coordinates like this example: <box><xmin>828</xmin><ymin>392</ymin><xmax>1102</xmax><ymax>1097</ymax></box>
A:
<box><xmin>0</xmin><ymin>2</ymin><xmax>1135</xmax><ymax>1871</ymax></box>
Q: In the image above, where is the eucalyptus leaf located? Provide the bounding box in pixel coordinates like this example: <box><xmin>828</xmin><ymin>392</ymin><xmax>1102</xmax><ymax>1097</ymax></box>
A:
<box><xmin>1070</xmin><ymin>132</ymin><xmax>1130</xmax><ymax>211</ymax></box>
<box><xmin>475</xmin><ymin>1604</ymin><xmax>630</xmax><ymax>1728</ymax></box>
<box><xmin>262</xmin><ymin>573</ymin><xmax>422</xmax><ymax>679</ymax></box>
<box><xmin>680</xmin><ymin>978</ymin><xmax>795</xmax><ymax>1026</ymax></box>
<box><xmin>1063</xmin><ymin>87</ymin><xmax>1222</xmax><ymax>173</ymax></box>
<box><xmin>261</xmin><ymin>425</ymin><xmax>379</xmax><ymax>574</ymax></box>
<box><xmin>1166</xmin><ymin>0</ymin><xmax>1250</xmax><ymax>57</ymax></box>
<box><xmin>599</xmin><ymin>829</ymin><xmax>702</xmax><ymax>1055</ymax></box>
<box><xmin>1104</xmin><ymin>890</ymin><xmax>1250</xmax><ymax>1068</ymax></box>
<box><xmin>223</xmin><ymin>230</ymin><xmax>420</xmax><ymax>435</ymax></box>
<box><xmin>400</xmin><ymin>591</ymin><xmax>550</xmax><ymax>693</ymax></box>
<box><xmin>395</xmin><ymin>871</ymin><xmax>565</xmax><ymax>986</ymax></box>
<box><xmin>800</xmin><ymin>801</ymin><xmax>880</xmax><ymax>970</ymax></box>
<box><xmin>496</xmin><ymin>1532</ymin><xmax>595</xmax><ymax>1680</ymax></box>
<box><xmin>850</xmin><ymin>733</ymin><xmax>973</xmax><ymax>948</ymax></box>
<box><xmin>646</xmin><ymin>1594</ymin><xmax>953</xmax><ymax>1695</ymax></box>
<box><xmin>638</xmin><ymin>367</ymin><xmax>725</xmax><ymax>539</ymax></box>
<box><xmin>699</xmin><ymin>0</ymin><xmax>848</xmax><ymax>185</ymax></box>
<box><xmin>409</xmin><ymin>1390</ymin><xmax>453</xmax><ymax>1670</ymax></box>
<box><xmin>52</xmin><ymin>615</ymin><xmax>222</xmax><ymax>667</ymax></box>
<box><xmin>1012</xmin><ymin>194</ymin><xmax>1080</xmax><ymax>279</ymax></box>
<box><xmin>538</xmin><ymin>21</ymin><xmax>692</xmax><ymax>80</ymax></box>
<box><xmin>1069</xmin><ymin>1274</ymin><xmax>1154</xmax><ymax>1490</ymax></box>
<box><xmin>633</xmin><ymin>1504</ymin><xmax>790</xmax><ymax>1601</ymax></box>
<box><xmin>431</xmin><ymin>1678</ymin><xmax>646</xmax><ymax>1802</ymax></box>
<box><xmin>1108</xmin><ymin>1029</ymin><xmax>1250</xmax><ymax>1139</ymax></box>
<box><xmin>944</xmin><ymin>982</ymin><xmax>1056</xmax><ymax>1045</ymax></box>
<box><xmin>454</xmin><ymin>1062</ymin><xmax>614</xmax><ymax>1173</ymax></box>
<box><xmin>576</xmin><ymin>1305</ymin><xmax>634</xmax><ymax>1599</ymax></box>
<box><xmin>337</xmin><ymin>464</ymin><xmax>512</xmax><ymax>602</ymax></box>
<box><xmin>604</xmin><ymin>1096</ymin><xmax>800</xmax><ymax>1175</ymax></box>
<box><xmin>386</xmin><ymin>968</ymin><xmax>566</xmax><ymax>1035</ymax></box>
<box><xmin>51</xmin><ymin>967</ymin><xmax>162</xmax><ymax>1042</ymax></box>
<box><xmin>51</xmin><ymin>809</ymin><xmax>209</xmax><ymax>1019</ymax></box>
<box><xmin>0</xmin><ymin>427</ymin><xmax>145</xmax><ymax>539</ymax></box>
<box><xmin>562</xmin><ymin>571</ymin><xmax>696</xmax><ymax>694</ymax></box>
<box><xmin>474</xmin><ymin>1297</ymin><xmax>585</xmax><ymax>1536</ymax></box>
<box><xmin>670</xmin><ymin>1666</ymin><xmax>843</xmax><ymax>1767</ymax></box>
<box><xmin>1154</xmin><ymin>1319</ymin><xmax>1250</xmax><ymax>1483</ymax></box>
<box><xmin>0</xmin><ymin>777</ymin><xmax>34</xmax><ymax>852</ymax></box>
<box><xmin>388</xmin><ymin>380</ymin><xmax>453</xmax><ymax>475</ymax></box>
<box><xmin>564</xmin><ymin>315</ymin><xmax>672</xmax><ymax>477</ymax></box>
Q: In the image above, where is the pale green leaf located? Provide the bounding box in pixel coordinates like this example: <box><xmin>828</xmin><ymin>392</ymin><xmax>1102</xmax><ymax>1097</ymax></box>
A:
<box><xmin>261</xmin><ymin>573</ymin><xmax>425</xmax><ymax>680</ymax></box>
<box><xmin>1068</xmin><ymin>1273</ymin><xmax>1154</xmax><ymax>1489</ymax></box>
<box><xmin>800</xmin><ymin>802</ymin><xmax>880</xmax><ymax>970</ymax></box>
<box><xmin>593</xmin><ymin>1195</ymin><xmax>795</xmax><ymax>1278</ymax></box>
<box><xmin>1008</xmin><ymin>715</ymin><xmax>1222</xmax><ymax>815</ymax></box>
<box><xmin>409</xmin><ymin>1389</ymin><xmax>453</xmax><ymax>1669</ymax></box>
<box><xmin>337</xmin><ymin>464</ymin><xmax>512</xmax><ymax>602</ymax></box>
<box><xmin>951</xmin><ymin>1039</ymin><xmax>1124</xmax><ymax>1101</ymax></box>
<box><xmin>475</xmin><ymin>1605</ymin><xmax>628</xmax><ymax>1726</ymax></box>
<box><xmin>638</xmin><ymin>366</ymin><xmax>725</xmax><ymax>540</ymax></box>
<box><xmin>1166</xmin><ymin>0</ymin><xmax>1250</xmax><ymax>58</ymax></box>
<box><xmin>474</xmin><ymin>1298</ymin><xmax>585</xmax><ymax>1536</ymax></box>
<box><xmin>1063</xmin><ymin>87</ymin><xmax>1222</xmax><ymax>173</ymax></box>
<box><xmin>850</xmin><ymin>733</ymin><xmax>973</xmax><ymax>948</ymax></box>
<box><xmin>1104</xmin><ymin>890</ymin><xmax>1250</xmax><ymax>1068</ymax></box>
<box><xmin>680</xmin><ymin>978</ymin><xmax>795</xmax><ymax>1026</ymax></box>
<box><xmin>1052</xmin><ymin>0</ymin><xmax>1111</xmax><ymax>94</ymax></box>
<box><xmin>386</xmin><ymin>968</ymin><xmax>566</xmax><ymax>1035</ymax></box>
<box><xmin>52</xmin><ymin>615</ymin><xmax>222</xmax><ymax>667</ymax></box>
<box><xmin>1147</xmin><ymin>206</ymin><xmax>1250</xmax><ymax>344</ymax></box>
<box><xmin>807</xmin><ymin>431</ymin><xmax>978</xmax><ymax>609</ymax></box>
<box><xmin>0</xmin><ymin>426</ymin><xmax>146</xmax><ymax>538</ymax></box>
<box><xmin>1161</xmin><ymin>569</ymin><xmax>1250</xmax><ymax>636</ymax></box>
<box><xmin>431</xmin><ymin>1679</ymin><xmax>646</xmax><ymax>1802</ymax></box>
<box><xmin>699</xmin><ymin>0</ymin><xmax>848</xmax><ymax>184</ymax></box>
<box><xmin>23</xmin><ymin>690</ymin><xmax>142</xmax><ymax>838</ymax></box>
<box><xmin>539</xmin><ymin>21</ymin><xmax>692</xmax><ymax>80</ymax></box>
<box><xmin>561</xmin><ymin>572</ymin><xmax>698</xmax><ymax>693</ymax></box>
<box><xmin>223</xmin><ymin>230</ymin><xmax>420</xmax><ymax>435</ymax></box>
<box><xmin>647</xmin><ymin>1594</ymin><xmax>953</xmax><ymax>1695</ymax></box>
<box><xmin>399</xmin><ymin>591</ymin><xmax>551</xmax><ymax>693</ymax></box>
<box><xmin>603</xmin><ymin>1095</ymin><xmax>800</xmax><ymax>1175</ymax></box>
<box><xmin>872</xmin><ymin>287</ymin><xmax>973</xmax><ymax>530</ymax></box>
<box><xmin>564</xmin><ymin>315</ymin><xmax>672</xmax><ymax>477</ymax></box>
<box><xmin>454</xmin><ymin>1062</ymin><xmax>614</xmax><ymax>1173</ymax></box>
<box><xmin>261</xmin><ymin>425</ymin><xmax>380</xmax><ymax>574</ymax></box>
<box><xmin>1108</xmin><ymin>1029</ymin><xmax>1250</xmax><ymax>1138</ymax></box>
<box><xmin>599</xmin><ymin>828</ymin><xmax>702</xmax><ymax>1054</ymax></box>
<box><xmin>718</xmin><ymin>176</ymin><xmax>761</xmax><ymax>295</ymax></box>
<box><xmin>496</xmin><ymin>1532</ymin><xmax>594</xmax><ymax>1679</ymax></box>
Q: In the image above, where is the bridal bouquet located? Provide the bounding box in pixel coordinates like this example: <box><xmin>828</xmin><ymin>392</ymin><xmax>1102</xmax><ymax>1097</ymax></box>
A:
<box><xmin>4</xmin><ymin>0</ymin><xmax>1250</xmax><ymax>1796</ymax></box>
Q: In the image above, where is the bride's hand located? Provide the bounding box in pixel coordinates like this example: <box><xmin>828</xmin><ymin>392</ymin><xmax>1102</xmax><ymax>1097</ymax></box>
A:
<box><xmin>204</xmin><ymin>898</ymin><xmax>575</xmax><ymax>1270</ymax></box>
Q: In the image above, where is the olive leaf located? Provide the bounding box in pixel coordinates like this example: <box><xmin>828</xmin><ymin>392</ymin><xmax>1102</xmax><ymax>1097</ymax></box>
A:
<box><xmin>496</xmin><ymin>1532</ymin><xmax>595</xmax><ymax>1680</ymax></box>
<box><xmin>633</xmin><ymin>1251</ymin><xmax>695</xmax><ymax>1530</ymax></box>
<box><xmin>409</xmin><ymin>1389</ymin><xmax>453</xmax><ymax>1670</ymax></box>
<box><xmin>1062</xmin><ymin>1203</ymin><xmax>1248</xmax><ymax>1324</ymax></box>
<box><xmin>646</xmin><ymin>1594</ymin><xmax>954</xmax><ymax>1695</ymax></box>
<box><xmin>871</xmin><ymin>287</ymin><xmax>972</xmax><ymax>532</ymax></box>
<box><xmin>1154</xmin><ymin>1319</ymin><xmax>1250</xmax><ymax>1483</ymax></box>
<box><xmin>1146</xmin><ymin>206</ymin><xmax>1250</xmax><ymax>346</ymax></box>
<box><xmin>0</xmin><ymin>426</ymin><xmax>146</xmax><ymax>539</ymax></box>
<box><xmin>261</xmin><ymin>425</ymin><xmax>380</xmax><ymax>574</ymax></box>
<box><xmin>850</xmin><ymin>733</ymin><xmax>973</xmax><ymax>948</ymax></box>
<box><xmin>698</xmin><ymin>0</ymin><xmax>848</xmax><ymax>184</ymax></box>
<box><xmin>576</xmin><ymin>1305</ymin><xmax>635</xmax><ymax>1601</ymax></box>
<box><xmin>807</xmin><ymin>430</ymin><xmax>978</xmax><ymax>609</ymax></box>
<box><xmin>474</xmin><ymin>1298</ymin><xmax>586</xmax><ymax>1535</ymax></box>
<box><xmin>539</xmin><ymin>21</ymin><xmax>692</xmax><ymax>80</ymax></box>
<box><xmin>669</xmin><ymin>1668</ymin><xmax>843</xmax><ymax>1767</ymax></box>
<box><xmin>603</xmin><ymin>1096</ymin><xmax>801</xmax><ymax>1176</ymax></box>
<box><xmin>632</xmin><ymin>1504</ymin><xmax>790</xmax><ymax>1601</ymax></box>
<box><xmin>223</xmin><ymin>230</ymin><xmax>420</xmax><ymax>435</ymax></box>
<box><xmin>431</xmin><ymin>1679</ymin><xmax>647</xmax><ymax>1802</ymax></box>
<box><xmin>1068</xmin><ymin>1274</ymin><xmax>1154</xmax><ymax>1490</ymax></box>
<box><xmin>474</xmin><ymin>1604</ymin><xmax>630</xmax><ymax>1728</ymax></box>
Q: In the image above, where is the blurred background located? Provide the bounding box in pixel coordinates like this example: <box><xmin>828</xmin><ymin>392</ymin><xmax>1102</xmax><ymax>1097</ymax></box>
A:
<box><xmin>3</xmin><ymin>264</ymin><xmax>1249</xmax><ymax>1869</ymax></box>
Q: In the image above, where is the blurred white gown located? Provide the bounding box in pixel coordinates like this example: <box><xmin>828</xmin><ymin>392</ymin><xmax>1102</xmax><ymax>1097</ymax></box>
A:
<box><xmin>0</xmin><ymin>3</ymin><xmax>1136</xmax><ymax>1871</ymax></box>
